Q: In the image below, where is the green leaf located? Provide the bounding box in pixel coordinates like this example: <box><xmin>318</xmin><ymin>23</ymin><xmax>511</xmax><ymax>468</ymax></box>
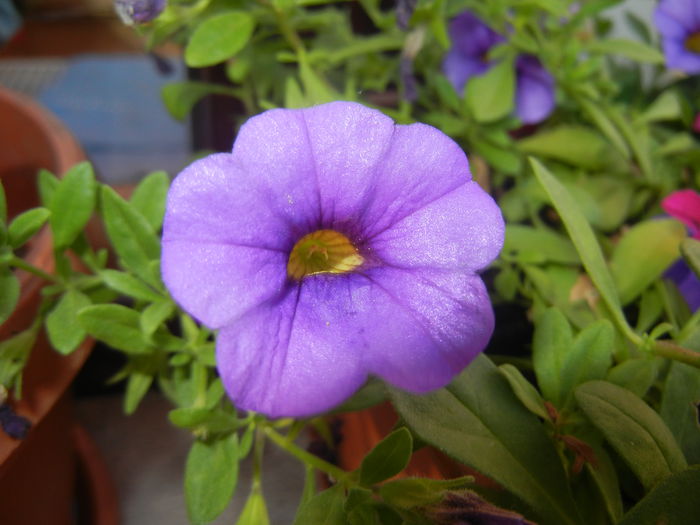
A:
<box><xmin>129</xmin><ymin>171</ymin><xmax>169</xmax><ymax>231</ymax></box>
<box><xmin>499</xmin><ymin>364</ymin><xmax>549</xmax><ymax>420</ymax></box>
<box><xmin>465</xmin><ymin>58</ymin><xmax>515</xmax><ymax>122</ymax></box>
<box><xmin>185</xmin><ymin>434</ymin><xmax>239</xmax><ymax>524</ymax></box>
<box><xmin>606</xmin><ymin>358</ymin><xmax>659</xmax><ymax>398</ymax></box>
<box><xmin>610</xmin><ymin>219</ymin><xmax>686</xmax><ymax>305</ymax></box>
<box><xmin>530</xmin><ymin>158</ymin><xmax>632</xmax><ymax>340</ymax></box>
<box><xmin>100</xmin><ymin>186</ymin><xmax>161</xmax><ymax>287</ymax></box>
<box><xmin>0</xmin><ymin>325</ymin><xmax>38</xmax><ymax>392</ymax></box>
<box><xmin>503</xmin><ymin>225</ymin><xmax>579</xmax><ymax>265</ymax></box>
<box><xmin>236</xmin><ymin>487</ymin><xmax>269</xmax><ymax>525</ymax></box>
<box><xmin>48</xmin><ymin>162</ymin><xmax>96</xmax><ymax>248</ymax></box>
<box><xmin>532</xmin><ymin>307</ymin><xmax>573</xmax><ymax>407</ymax></box>
<box><xmin>681</xmin><ymin>238</ymin><xmax>700</xmax><ymax>278</ymax></box>
<box><xmin>185</xmin><ymin>12</ymin><xmax>255</xmax><ymax>67</ymax></box>
<box><xmin>0</xmin><ymin>181</ymin><xmax>6</xmax><ymax>226</ymax></box>
<box><xmin>588</xmin><ymin>38</ymin><xmax>664</xmax><ymax>64</ymax></box>
<box><xmin>292</xmin><ymin>483</ymin><xmax>346</xmax><ymax>525</ymax></box>
<box><xmin>519</xmin><ymin>127</ymin><xmax>621</xmax><ymax>170</ymax></box>
<box><xmin>390</xmin><ymin>355</ymin><xmax>582</xmax><ymax>525</ymax></box>
<box><xmin>359</xmin><ymin>427</ymin><xmax>413</xmax><ymax>487</ymax></box>
<box><xmin>78</xmin><ymin>304</ymin><xmax>152</xmax><ymax>354</ymax></box>
<box><xmin>124</xmin><ymin>370</ymin><xmax>153</xmax><ymax>414</ymax></box>
<box><xmin>100</xmin><ymin>269</ymin><xmax>162</xmax><ymax>302</ymax></box>
<box><xmin>637</xmin><ymin>90</ymin><xmax>683</xmax><ymax>124</ymax></box>
<box><xmin>560</xmin><ymin>320</ymin><xmax>614</xmax><ymax>407</ymax></box>
<box><xmin>379</xmin><ymin>476</ymin><xmax>472</xmax><ymax>509</ymax></box>
<box><xmin>140</xmin><ymin>300</ymin><xmax>175</xmax><ymax>337</ymax></box>
<box><xmin>37</xmin><ymin>169</ymin><xmax>60</xmax><ymax>207</ymax></box>
<box><xmin>8</xmin><ymin>207</ymin><xmax>50</xmax><ymax>249</ymax></box>
<box><xmin>577</xmin><ymin>98</ymin><xmax>630</xmax><ymax>159</ymax></box>
<box><xmin>660</xmin><ymin>362</ymin><xmax>700</xmax><ymax>464</ymax></box>
<box><xmin>162</xmin><ymin>81</ymin><xmax>238</xmax><ymax>121</ymax></box>
<box><xmin>618</xmin><ymin>466</ymin><xmax>700</xmax><ymax>525</ymax></box>
<box><xmin>0</xmin><ymin>267</ymin><xmax>20</xmax><ymax>325</ymax></box>
<box><xmin>575</xmin><ymin>380</ymin><xmax>687</xmax><ymax>492</ymax></box>
<box><xmin>46</xmin><ymin>289</ymin><xmax>91</xmax><ymax>355</ymax></box>
<box><xmin>299</xmin><ymin>59</ymin><xmax>337</xmax><ymax>105</ymax></box>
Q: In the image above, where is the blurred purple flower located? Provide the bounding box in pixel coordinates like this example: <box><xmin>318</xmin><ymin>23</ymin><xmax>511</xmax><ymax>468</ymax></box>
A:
<box><xmin>654</xmin><ymin>0</ymin><xmax>700</xmax><ymax>74</ymax></box>
<box><xmin>162</xmin><ymin>102</ymin><xmax>504</xmax><ymax>418</ymax></box>
<box><xmin>442</xmin><ymin>11</ymin><xmax>555</xmax><ymax>124</ymax></box>
<box><xmin>114</xmin><ymin>0</ymin><xmax>165</xmax><ymax>25</ymax></box>
<box><xmin>662</xmin><ymin>189</ymin><xmax>700</xmax><ymax>311</ymax></box>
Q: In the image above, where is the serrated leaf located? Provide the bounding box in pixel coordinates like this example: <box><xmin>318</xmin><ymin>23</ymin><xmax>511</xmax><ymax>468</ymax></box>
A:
<box><xmin>359</xmin><ymin>427</ymin><xmax>413</xmax><ymax>487</ymax></box>
<box><xmin>185</xmin><ymin>433</ymin><xmax>240</xmax><ymax>523</ymax></box>
<box><xmin>129</xmin><ymin>171</ymin><xmax>169</xmax><ymax>231</ymax></box>
<box><xmin>618</xmin><ymin>466</ymin><xmax>700</xmax><ymax>525</ymax></box>
<box><xmin>0</xmin><ymin>267</ymin><xmax>19</xmax><ymax>325</ymax></box>
<box><xmin>46</xmin><ymin>289</ymin><xmax>91</xmax><ymax>354</ymax></box>
<box><xmin>610</xmin><ymin>219</ymin><xmax>686</xmax><ymax>305</ymax></box>
<box><xmin>390</xmin><ymin>355</ymin><xmax>582</xmax><ymax>525</ymax></box>
<box><xmin>78</xmin><ymin>304</ymin><xmax>152</xmax><ymax>354</ymax></box>
<box><xmin>185</xmin><ymin>12</ymin><xmax>255</xmax><ymax>67</ymax></box>
<box><xmin>292</xmin><ymin>483</ymin><xmax>346</xmax><ymax>525</ymax></box>
<box><xmin>100</xmin><ymin>186</ymin><xmax>160</xmax><ymax>287</ymax></box>
<box><xmin>100</xmin><ymin>269</ymin><xmax>162</xmax><ymax>302</ymax></box>
<box><xmin>49</xmin><ymin>162</ymin><xmax>96</xmax><ymax>248</ymax></box>
<box><xmin>530</xmin><ymin>158</ymin><xmax>632</xmax><ymax>340</ymax></box>
<box><xmin>575</xmin><ymin>380</ymin><xmax>687</xmax><ymax>492</ymax></box>
<box><xmin>8</xmin><ymin>207</ymin><xmax>50</xmax><ymax>249</ymax></box>
<box><xmin>465</xmin><ymin>58</ymin><xmax>515</xmax><ymax>123</ymax></box>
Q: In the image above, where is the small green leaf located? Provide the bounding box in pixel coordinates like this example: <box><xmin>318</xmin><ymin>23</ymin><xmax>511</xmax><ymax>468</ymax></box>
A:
<box><xmin>236</xmin><ymin>487</ymin><xmax>269</xmax><ymax>525</ymax></box>
<box><xmin>499</xmin><ymin>364</ymin><xmax>549</xmax><ymax>420</ymax></box>
<box><xmin>100</xmin><ymin>186</ymin><xmax>160</xmax><ymax>287</ymax></box>
<box><xmin>575</xmin><ymin>380</ymin><xmax>687</xmax><ymax>492</ymax></box>
<box><xmin>185</xmin><ymin>12</ymin><xmax>255</xmax><ymax>67</ymax></box>
<box><xmin>660</xmin><ymin>362</ymin><xmax>700</xmax><ymax>465</ymax></box>
<box><xmin>588</xmin><ymin>38</ymin><xmax>664</xmax><ymax>64</ymax></box>
<box><xmin>100</xmin><ymin>269</ymin><xmax>162</xmax><ymax>302</ymax></box>
<box><xmin>637</xmin><ymin>90</ymin><xmax>683</xmax><ymax>124</ymax></box>
<box><xmin>532</xmin><ymin>307</ymin><xmax>573</xmax><ymax>407</ymax></box>
<box><xmin>610</xmin><ymin>219</ymin><xmax>686</xmax><ymax>305</ymax></box>
<box><xmin>359</xmin><ymin>427</ymin><xmax>413</xmax><ymax>487</ymax></box>
<box><xmin>292</xmin><ymin>483</ymin><xmax>346</xmax><ymax>525</ymax></box>
<box><xmin>578</xmin><ymin>98</ymin><xmax>630</xmax><ymax>159</ymax></box>
<box><xmin>681</xmin><ymin>238</ymin><xmax>700</xmax><ymax>278</ymax></box>
<box><xmin>140</xmin><ymin>300</ymin><xmax>175</xmax><ymax>337</ymax></box>
<box><xmin>49</xmin><ymin>162</ymin><xmax>96</xmax><ymax>248</ymax></box>
<box><xmin>0</xmin><ymin>182</ymin><xmax>6</xmax><ymax>225</ymax></box>
<box><xmin>618</xmin><ymin>466</ymin><xmax>700</xmax><ymax>525</ymax></box>
<box><xmin>129</xmin><ymin>171</ymin><xmax>170</xmax><ymax>231</ymax></box>
<box><xmin>0</xmin><ymin>267</ymin><xmax>20</xmax><ymax>325</ymax></box>
<box><xmin>520</xmin><ymin>127</ymin><xmax>620</xmax><ymax>170</ymax></box>
<box><xmin>78</xmin><ymin>304</ymin><xmax>152</xmax><ymax>354</ymax></box>
<box><xmin>162</xmin><ymin>81</ymin><xmax>238</xmax><ymax>121</ymax></box>
<box><xmin>379</xmin><ymin>476</ymin><xmax>473</xmax><ymax>509</ymax></box>
<box><xmin>530</xmin><ymin>158</ymin><xmax>631</xmax><ymax>340</ymax></box>
<box><xmin>185</xmin><ymin>433</ymin><xmax>239</xmax><ymax>524</ymax></box>
<box><xmin>504</xmin><ymin>225</ymin><xmax>579</xmax><ymax>265</ymax></box>
<box><xmin>465</xmin><ymin>58</ymin><xmax>515</xmax><ymax>123</ymax></box>
<box><xmin>8</xmin><ymin>207</ymin><xmax>50</xmax><ymax>249</ymax></box>
<box><xmin>124</xmin><ymin>370</ymin><xmax>153</xmax><ymax>414</ymax></box>
<box><xmin>299</xmin><ymin>59</ymin><xmax>337</xmax><ymax>105</ymax></box>
<box><xmin>37</xmin><ymin>169</ymin><xmax>60</xmax><ymax>207</ymax></box>
<box><xmin>46</xmin><ymin>289</ymin><xmax>91</xmax><ymax>355</ymax></box>
<box><xmin>606</xmin><ymin>358</ymin><xmax>659</xmax><ymax>398</ymax></box>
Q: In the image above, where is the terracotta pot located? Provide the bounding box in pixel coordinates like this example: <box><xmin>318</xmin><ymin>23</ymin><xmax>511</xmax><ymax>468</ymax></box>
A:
<box><xmin>0</xmin><ymin>87</ymin><xmax>118</xmax><ymax>524</ymax></box>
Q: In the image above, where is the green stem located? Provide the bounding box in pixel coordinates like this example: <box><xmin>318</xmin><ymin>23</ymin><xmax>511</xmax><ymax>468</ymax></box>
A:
<box><xmin>264</xmin><ymin>426</ymin><xmax>348</xmax><ymax>482</ymax></box>
<box><xmin>651</xmin><ymin>340</ymin><xmax>700</xmax><ymax>368</ymax></box>
<box><xmin>10</xmin><ymin>255</ymin><xmax>60</xmax><ymax>284</ymax></box>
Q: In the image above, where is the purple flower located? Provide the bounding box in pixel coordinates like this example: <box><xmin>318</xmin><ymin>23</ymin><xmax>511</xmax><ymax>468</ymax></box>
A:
<box><xmin>662</xmin><ymin>189</ymin><xmax>700</xmax><ymax>311</ymax></box>
<box><xmin>654</xmin><ymin>0</ymin><xmax>700</xmax><ymax>74</ymax></box>
<box><xmin>114</xmin><ymin>0</ymin><xmax>165</xmax><ymax>25</ymax></box>
<box><xmin>442</xmin><ymin>11</ymin><xmax>555</xmax><ymax>124</ymax></box>
<box><xmin>162</xmin><ymin>102</ymin><xmax>504</xmax><ymax>418</ymax></box>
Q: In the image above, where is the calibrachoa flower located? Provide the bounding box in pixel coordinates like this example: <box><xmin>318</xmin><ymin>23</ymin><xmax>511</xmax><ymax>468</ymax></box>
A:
<box><xmin>654</xmin><ymin>0</ymin><xmax>700</xmax><ymax>74</ymax></box>
<box><xmin>114</xmin><ymin>0</ymin><xmax>165</xmax><ymax>25</ymax></box>
<box><xmin>442</xmin><ymin>11</ymin><xmax>555</xmax><ymax>124</ymax></box>
<box><xmin>162</xmin><ymin>102</ymin><xmax>504</xmax><ymax>418</ymax></box>
<box><xmin>662</xmin><ymin>189</ymin><xmax>700</xmax><ymax>311</ymax></box>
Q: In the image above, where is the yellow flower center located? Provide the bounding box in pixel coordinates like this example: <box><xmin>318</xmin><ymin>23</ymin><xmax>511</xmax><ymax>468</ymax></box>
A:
<box><xmin>685</xmin><ymin>32</ymin><xmax>700</xmax><ymax>54</ymax></box>
<box><xmin>287</xmin><ymin>229</ymin><xmax>364</xmax><ymax>280</ymax></box>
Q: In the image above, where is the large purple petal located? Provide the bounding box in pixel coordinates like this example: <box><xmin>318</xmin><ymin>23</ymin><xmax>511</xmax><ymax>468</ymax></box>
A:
<box><xmin>515</xmin><ymin>55</ymin><xmax>555</xmax><ymax>124</ymax></box>
<box><xmin>370</xmin><ymin>181</ymin><xmax>504</xmax><ymax>272</ymax></box>
<box><xmin>655</xmin><ymin>0</ymin><xmax>700</xmax><ymax>34</ymax></box>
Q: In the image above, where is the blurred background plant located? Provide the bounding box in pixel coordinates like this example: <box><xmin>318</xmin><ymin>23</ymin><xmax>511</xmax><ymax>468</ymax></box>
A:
<box><xmin>2</xmin><ymin>0</ymin><xmax>700</xmax><ymax>523</ymax></box>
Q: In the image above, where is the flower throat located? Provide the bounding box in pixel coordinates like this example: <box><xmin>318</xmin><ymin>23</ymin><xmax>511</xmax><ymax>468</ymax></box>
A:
<box><xmin>287</xmin><ymin>230</ymin><xmax>364</xmax><ymax>280</ymax></box>
<box><xmin>685</xmin><ymin>32</ymin><xmax>700</xmax><ymax>54</ymax></box>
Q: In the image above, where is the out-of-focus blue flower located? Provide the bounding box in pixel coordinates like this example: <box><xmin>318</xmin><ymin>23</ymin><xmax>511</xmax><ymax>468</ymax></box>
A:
<box><xmin>114</xmin><ymin>0</ymin><xmax>166</xmax><ymax>25</ymax></box>
<box><xmin>654</xmin><ymin>0</ymin><xmax>700</xmax><ymax>74</ymax></box>
<box><xmin>161</xmin><ymin>102</ymin><xmax>505</xmax><ymax>418</ymax></box>
<box><xmin>442</xmin><ymin>11</ymin><xmax>555</xmax><ymax>124</ymax></box>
